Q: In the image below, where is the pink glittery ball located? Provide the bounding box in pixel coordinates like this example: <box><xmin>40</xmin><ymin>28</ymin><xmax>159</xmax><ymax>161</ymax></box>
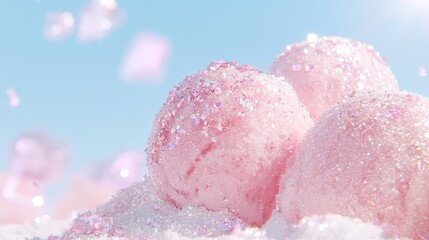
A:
<box><xmin>270</xmin><ymin>36</ymin><xmax>399</xmax><ymax>120</ymax></box>
<box><xmin>278</xmin><ymin>91</ymin><xmax>429</xmax><ymax>239</ymax></box>
<box><xmin>148</xmin><ymin>61</ymin><xmax>313</xmax><ymax>226</ymax></box>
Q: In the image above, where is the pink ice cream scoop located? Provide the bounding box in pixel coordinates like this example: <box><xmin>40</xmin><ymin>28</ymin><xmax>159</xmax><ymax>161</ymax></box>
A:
<box><xmin>269</xmin><ymin>36</ymin><xmax>399</xmax><ymax>120</ymax></box>
<box><xmin>148</xmin><ymin>61</ymin><xmax>313</xmax><ymax>226</ymax></box>
<box><xmin>278</xmin><ymin>91</ymin><xmax>429</xmax><ymax>239</ymax></box>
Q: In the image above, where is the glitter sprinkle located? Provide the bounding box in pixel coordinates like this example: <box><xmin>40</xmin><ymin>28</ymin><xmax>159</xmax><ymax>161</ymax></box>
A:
<box><xmin>167</xmin><ymin>143</ymin><xmax>174</xmax><ymax>150</ymax></box>
<box><xmin>291</xmin><ymin>64</ymin><xmax>302</xmax><ymax>71</ymax></box>
<box><xmin>214</xmin><ymin>87</ymin><xmax>223</xmax><ymax>95</ymax></box>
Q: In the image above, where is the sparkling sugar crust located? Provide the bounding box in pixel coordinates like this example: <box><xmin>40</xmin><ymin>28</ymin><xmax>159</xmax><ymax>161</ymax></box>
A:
<box><xmin>59</xmin><ymin>177</ymin><xmax>246</xmax><ymax>239</ymax></box>
<box><xmin>270</xmin><ymin>36</ymin><xmax>399</xmax><ymax>120</ymax></box>
<box><xmin>278</xmin><ymin>91</ymin><xmax>429</xmax><ymax>239</ymax></box>
<box><xmin>147</xmin><ymin>61</ymin><xmax>313</xmax><ymax>225</ymax></box>
<box><xmin>49</xmin><ymin>178</ymin><xmax>387</xmax><ymax>240</ymax></box>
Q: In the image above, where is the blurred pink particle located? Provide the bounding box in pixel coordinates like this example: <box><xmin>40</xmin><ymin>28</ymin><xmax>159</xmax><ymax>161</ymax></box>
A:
<box><xmin>77</xmin><ymin>0</ymin><xmax>123</xmax><ymax>42</ymax></box>
<box><xmin>6</xmin><ymin>88</ymin><xmax>20</xmax><ymax>107</ymax></box>
<box><xmin>120</xmin><ymin>33</ymin><xmax>170</xmax><ymax>83</ymax></box>
<box><xmin>418</xmin><ymin>66</ymin><xmax>427</xmax><ymax>77</ymax></box>
<box><xmin>43</xmin><ymin>12</ymin><xmax>74</xmax><ymax>40</ymax></box>
<box><xmin>9</xmin><ymin>132</ymin><xmax>68</xmax><ymax>182</ymax></box>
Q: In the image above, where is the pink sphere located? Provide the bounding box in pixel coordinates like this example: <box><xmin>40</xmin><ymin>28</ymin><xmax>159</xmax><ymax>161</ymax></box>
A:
<box><xmin>269</xmin><ymin>36</ymin><xmax>399</xmax><ymax>120</ymax></box>
<box><xmin>148</xmin><ymin>61</ymin><xmax>313</xmax><ymax>226</ymax></box>
<box><xmin>278</xmin><ymin>91</ymin><xmax>429</xmax><ymax>239</ymax></box>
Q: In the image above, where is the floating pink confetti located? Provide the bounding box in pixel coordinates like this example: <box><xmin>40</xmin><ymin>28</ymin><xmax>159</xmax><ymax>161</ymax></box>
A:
<box><xmin>77</xmin><ymin>0</ymin><xmax>123</xmax><ymax>42</ymax></box>
<box><xmin>43</xmin><ymin>12</ymin><xmax>74</xmax><ymax>40</ymax></box>
<box><xmin>6</xmin><ymin>88</ymin><xmax>20</xmax><ymax>107</ymax></box>
<box><xmin>120</xmin><ymin>33</ymin><xmax>171</xmax><ymax>83</ymax></box>
<box><xmin>418</xmin><ymin>66</ymin><xmax>427</xmax><ymax>77</ymax></box>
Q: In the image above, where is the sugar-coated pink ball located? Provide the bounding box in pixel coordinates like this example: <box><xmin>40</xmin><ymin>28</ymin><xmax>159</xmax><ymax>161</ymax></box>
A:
<box><xmin>270</xmin><ymin>36</ymin><xmax>399</xmax><ymax>120</ymax></box>
<box><xmin>278</xmin><ymin>91</ymin><xmax>429</xmax><ymax>239</ymax></box>
<box><xmin>148</xmin><ymin>61</ymin><xmax>313</xmax><ymax>226</ymax></box>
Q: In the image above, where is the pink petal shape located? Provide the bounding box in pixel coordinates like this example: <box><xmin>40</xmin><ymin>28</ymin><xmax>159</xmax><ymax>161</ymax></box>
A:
<box><xmin>120</xmin><ymin>33</ymin><xmax>170</xmax><ymax>83</ymax></box>
<box><xmin>6</xmin><ymin>88</ymin><xmax>20</xmax><ymax>107</ymax></box>
<box><xmin>418</xmin><ymin>66</ymin><xmax>427</xmax><ymax>77</ymax></box>
<box><xmin>77</xmin><ymin>0</ymin><xmax>123</xmax><ymax>42</ymax></box>
<box><xmin>43</xmin><ymin>12</ymin><xmax>74</xmax><ymax>40</ymax></box>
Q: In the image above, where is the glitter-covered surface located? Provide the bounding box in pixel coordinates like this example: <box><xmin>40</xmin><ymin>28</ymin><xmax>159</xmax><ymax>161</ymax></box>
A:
<box><xmin>147</xmin><ymin>61</ymin><xmax>313</xmax><ymax>225</ymax></box>
<box><xmin>58</xmin><ymin>177</ymin><xmax>246</xmax><ymax>239</ymax></box>
<box><xmin>269</xmin><ymin>36</ymin><xmax>399</xmax><ymax>120</ymax></box>
<box><xmin>278</xmin><ymin>91</ymin><xmax>429</xmax><ymax>239</ymax></box>
<box><xmin>17</xmin><ymin>177</ymin><xmax>390</xmax><ymax>240</ymax></box>
<box><xmin>0</xmin><ymin>197</ymin><xmax>389</xmax><ymax>240</ymax></box>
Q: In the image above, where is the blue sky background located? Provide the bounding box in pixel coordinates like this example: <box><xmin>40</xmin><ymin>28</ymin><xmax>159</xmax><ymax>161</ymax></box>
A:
<box><xmin>0</xmin><ymin>0</ymin><xmax>428</xmax><ymax>194</ymax></box>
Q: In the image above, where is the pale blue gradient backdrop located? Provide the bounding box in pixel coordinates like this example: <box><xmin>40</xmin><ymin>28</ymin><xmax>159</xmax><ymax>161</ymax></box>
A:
<box><xmin>0</xmin><ymin>0</ymin><xmax>428</xmax><ymax>187</ymax></box>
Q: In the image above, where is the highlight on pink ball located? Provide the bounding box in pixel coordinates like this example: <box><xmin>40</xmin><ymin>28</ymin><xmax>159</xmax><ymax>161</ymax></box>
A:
<box><xmin>120</xmin><ymin>33</ymin><xmax>171</xmax><ymax>83</ymax></box>
<box><xmin>270</xmin><ymin>36</ymin><xmax>399</xmax><ymax>120</ymax></box>
<box><xmin>77</xmin><ymin>0</ymin><xmax>123</xmax><ymax>42</ymax></box>
<box><xmin>43</xmin><ymin>12</ymin><xmax>74</xmax><ymax>40</ymax></box>
<box><xmin>278</xmin><ymin>91</ymin><xmax>429</xmax><ymax>239</ymax></box>
<box><xmin>6</xmin><ymin>88</ymin><xmax>20</xmax><ymax>107</ymax></box>
<box><xmin>148</xmin><ymin>61</ymin><xmax>313</xmax><ymax>226</ymax></box>
<box><xmin>9</xmin><ymin>132</ymin><xmax>68</xmax><ymax>182</ymax></box>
